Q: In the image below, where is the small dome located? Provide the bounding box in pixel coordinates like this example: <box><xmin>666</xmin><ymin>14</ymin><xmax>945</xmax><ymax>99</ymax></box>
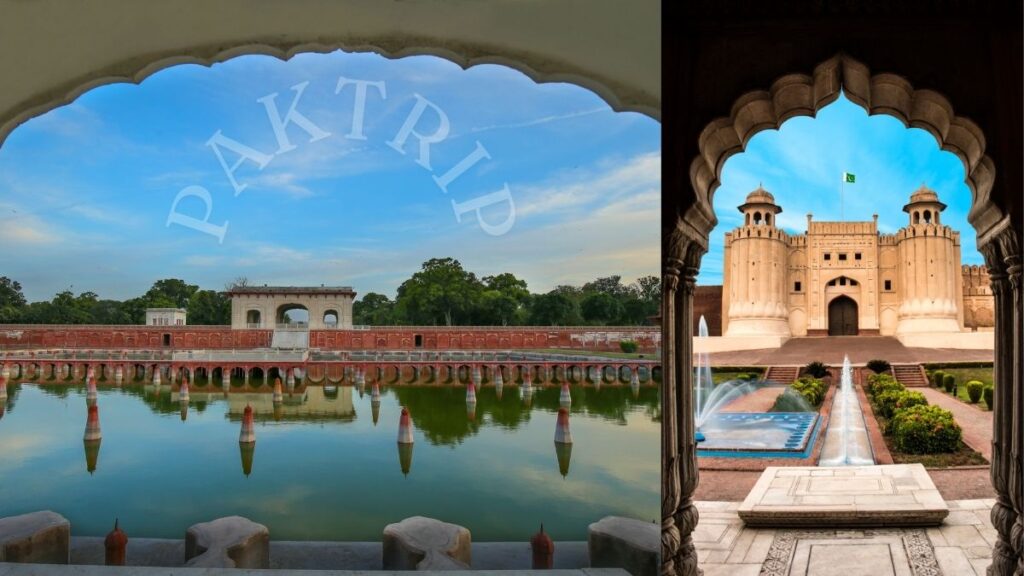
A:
<box><xmin>745</xmin><ymin>184</ymin><xmax>775</xmax><ymax>205</ymax></box>
<box><xmin>902</xmin><ymin>183</ymin><xmax>947</xmax><ymax>213</ymax></box>
<box><xmin>909</xmin><ymin>184</ymin><xmax>940</xmax><ymax>204</ymax></box>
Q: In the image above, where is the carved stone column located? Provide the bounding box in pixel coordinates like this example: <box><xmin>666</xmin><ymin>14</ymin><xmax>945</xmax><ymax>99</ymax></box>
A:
<box><xmin>997</xmin><ymin>229</ymin><xmax>1023</xmax><ymax>576</ymax></box>
<box><xmin>982</xmin><ymin>224</ymin><xmax>1022</xmax><ymax>576</ymax></box>
<box><xmin>663</xmin><ymin>228</ymin><xmax>705</xmax><ymax>576</ymax></box>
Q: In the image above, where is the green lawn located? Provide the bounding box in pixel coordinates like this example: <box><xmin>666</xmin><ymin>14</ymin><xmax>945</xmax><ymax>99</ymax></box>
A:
<box><xmin>524</xmin><ymin>348</ymin><xmax>653</xmax><ymax>360</ymax></box>
<box><xmin>930</xmin><ymin>367</ymin><xmax>993</xmax><ymax>411</ymax></box>
<box><xmin>711</xmin><ymin>368</ymin><xmax>763</xmax><ymax>385</ymax></box>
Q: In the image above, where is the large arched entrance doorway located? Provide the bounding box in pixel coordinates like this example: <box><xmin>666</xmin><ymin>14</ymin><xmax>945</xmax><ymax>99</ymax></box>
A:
<box><xmin>827</xmin><ymin>295</ymin><xmax>858</xmax><ymax>336</ymax></box>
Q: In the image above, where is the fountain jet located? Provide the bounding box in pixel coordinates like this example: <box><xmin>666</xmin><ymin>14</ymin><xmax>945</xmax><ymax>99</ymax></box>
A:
<box><xmin>819</xmin><ymin>355</ymin><xmax>874</xmax><ymax>466</ymax></box>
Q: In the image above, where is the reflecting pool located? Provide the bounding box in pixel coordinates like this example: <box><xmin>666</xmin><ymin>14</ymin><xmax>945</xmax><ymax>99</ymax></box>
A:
<box><xmin>0</xmin><ymin>381</ymin><xmax>658</xmax><ymax>541</ymax></box>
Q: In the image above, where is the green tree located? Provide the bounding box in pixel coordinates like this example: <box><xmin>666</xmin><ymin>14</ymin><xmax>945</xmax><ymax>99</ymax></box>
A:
<box><xmin>91</xmin><ymin>300</ymin><xmax>134</xmax><ymax>324</ymax></box>
<box><xmin>581</xmin><ymin>292</ymin><xmax>624</xmax><ymax>324</ymax></box>
<box><xmin>583</xmin><ymin>275</ymin><xmax>629</xmax><ymax>298</ymax></box>
<box><xmin>143</xmin><ymin>279</ymin><xmax>198</xmax><ymax>309</ymax></box>
<box><xmin>395</xmin><ymin>258</ymin><xmax>483</xmax><ymax>325</ymax></box>
<box><xmin>475</xmin><ymin>273</ymin><xmax>530</xmax><ymax>325</ymax></box>
<box><xmin>353</xmin><ymin>292</ymin><xmax>396</xmax><ymax>325</ymax></box>
<box><xmin>528</xmin><ymin>291</ymin><xmax>579</xmax><ymax>326</ymax></box>
<box><xmin>632</xmin><ymin>275</ymin><xmax>660</xmax><ymax>303</ymax></box>
<box><xmin>188</xmin><ymin>290</ymin><xmax>231</xmax><ymax>324</ymax></box>
<box><xmin>0</xmin><ymin>277</ymin><xmax>26</xmax><ymax>308</ymax></box>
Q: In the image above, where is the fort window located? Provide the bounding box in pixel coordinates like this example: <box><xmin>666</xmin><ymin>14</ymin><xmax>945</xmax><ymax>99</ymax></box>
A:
<box><xmin>885</xmin><ymin>280</ymin><xmax>892</xmax><ymax>290</ymax></box>
<box><xmin>838</xmin><ymin>253</ymin><xmax>847</xmax><ymax>261</ymax></box>
<box><xmin>794</xmin><ymin>281</ymin><xmax>802</xmax><ymax>292</ymax></box>
<box><xmin>855</xmin><ymin>253</ymin><xmax>862</xmax><ymax>260</ymax></box>
<box><xmin>824</xmin><ymin>253</ymin><xmax>831</xmax><ymax>261</ymax></box>
<box><xmin>162</xmin><ymin>334</ymin><xmax>171</xmax><ymax>347</ymax></box>
<box><xmin>923</xmin><ymin>210</ymin><xmax>932</xmax><ymax>223</ymax></box>
<box><xmin>414</xmin><ymin>334</ymin><xmax>423</xmax><ymax>348</ymax></box>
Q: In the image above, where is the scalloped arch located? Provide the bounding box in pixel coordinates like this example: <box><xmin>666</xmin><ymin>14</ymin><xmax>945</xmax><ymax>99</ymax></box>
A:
<box><xmin>684</xmin><ymin>53</ymin><xmax>1004</xmax><ymax>253</ymax></box>
<box><xmin>0</xmin><ymin>39</ymin><xmax>659</xmax><ymax>150</ymax></box>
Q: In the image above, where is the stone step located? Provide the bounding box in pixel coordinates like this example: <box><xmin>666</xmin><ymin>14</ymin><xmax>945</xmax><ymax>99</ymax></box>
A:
<box><xmin>764</xmin><ymin>366</ymin><xmax>799</xmax><ymax>384</ymax></box>
<box><xmin>892</xmin><ymin>364</ymin><xmax>928</xmax><ymax>387</ymax></box>
<box><xmin>737</xmin><ymin>464</ymin><xmax>948</xmax><ymax>528</ymax></box>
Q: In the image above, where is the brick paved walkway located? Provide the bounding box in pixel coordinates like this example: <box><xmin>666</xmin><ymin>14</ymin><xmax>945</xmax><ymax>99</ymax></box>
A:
<box><xmin>708</xmin><ymin>336</ymin><xmax>993</xmax><ymax>366</ymax></box>
<box><xmin>918</xmin><ymin>387</ymin><xmax>993</xmax><ymax>461</ymax></box>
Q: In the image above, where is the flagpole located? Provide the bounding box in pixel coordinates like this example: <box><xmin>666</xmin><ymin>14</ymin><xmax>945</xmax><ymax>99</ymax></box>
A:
<box><xmin>841</xmin><ymin>172</ymin><xmax>844</xmax><ymax>221</ymax></box>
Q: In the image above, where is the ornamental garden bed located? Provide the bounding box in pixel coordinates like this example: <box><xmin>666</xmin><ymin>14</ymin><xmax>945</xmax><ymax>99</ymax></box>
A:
<box><xmin>865</xmin><ymin>372</ymin><xmax>987</xmax><ymax>468</ymax></box>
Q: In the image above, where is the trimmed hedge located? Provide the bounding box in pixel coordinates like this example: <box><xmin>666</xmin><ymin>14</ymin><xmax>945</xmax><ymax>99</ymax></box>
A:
<box><xmin>931</xmin><ymin>370</ymin><xmax>946</xmax><ymax>387</ymax></box>
<box><xmin>877</xmin><ymin>389</ymin><xmax>927</xmax><ymax>419</ymax></box>
<box><xmin>867</xmin><ymin>373</ymin><xmax>904</xmax><ymax>397</ymax></box>
<box><xmin>790</xmin><ymin>376</ymin><xmax>828</xmax><ymax>407</ymax></box>
<box><xmin>866</xmin><ymin>359</ymin><xmax>891</xmax><ymax>374</ymax></box>
<box><xmin>619</xmin><ymin>340</ymin><xmax>639</xmax><ymax>353</ymax></box>
<box><xmin>891</xmin><ymin>405</ymin><xmax>962</xmax><ymax>454</ymax></box>
<box><xmin>983</xmin><ymin>385</ymin><xmax>994</xmax><ymax>410</ymax></box>
<box><xmin>943</xmin><ymin>373</ymin><xmax>956</xmax><ymax>393</ymax></box>
<box><xmin>966</xmin><ymin>380</ymin><xmax>984</xmax><ymax>404</ymax></box>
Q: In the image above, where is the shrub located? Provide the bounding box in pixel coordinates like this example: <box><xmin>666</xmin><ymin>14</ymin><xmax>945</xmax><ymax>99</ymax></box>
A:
<box><xmin>891</xmin><ymin>405</ymin><xmax>962</xmax><ymax>454</ymax></box>
<box><xmin>876</xmin><ymin>389</ymin><xmax>925</xmax><ymax>419</ymax></box>
<box><xmin>866</xmin><ymin>359</ymin><xmax>891</xmax><ymax>374</ymax></box>
<box><xmin>892</xmin><ymin>390</ymin><xmax>928</xmax><ymax>416</ymax></box>
<box><xmin>966</xmin><ymin>380</ymin><xmax>984</xmax><ymax>404</ymax></box>
<box><xmin>943</xmin><ymin>373</ymin><xmax>956</xmax><ymax>393</ymax></box>
<box><xmin>868</xmin><ymin>375</ymin><xmax>903</xmax><ymax>397</ymax></box>
<box><xmin>802</xmin><ymin>361</ymin><xmax>829</xmax><ymax>379</ymax></box>
<box><xmin>791</xmin><ymin>377</ymin><xmax>827</xmax><ymax>407</ymax></box>
<box><xmin>619</xmin><ymin>340</ymin><xmax>639</xmax><ymax>353</ymax></box>
<box><xmin>931</xmin><ymin>370</ymin><xmax>945</xmax><ymax>387</ymax></box>
<box><xmin>983</xmin><ymin>385</ymin><xmax>994</xmax><ymax>410</ymax></box>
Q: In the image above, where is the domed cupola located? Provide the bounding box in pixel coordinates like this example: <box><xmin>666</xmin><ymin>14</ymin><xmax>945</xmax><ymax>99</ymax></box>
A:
<box><xmin>738</xmin><ymin>183</ymin><xmax>782</xmax><ymax>227</ymax></box>
<box><xmin>902</xmin><ymin>184</ymin><xmax>947</xmax><ymax>226</ymax></box>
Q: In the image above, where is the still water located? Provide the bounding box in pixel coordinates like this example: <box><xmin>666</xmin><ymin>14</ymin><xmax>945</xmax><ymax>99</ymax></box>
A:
<box><xmin>0</xmin><ymin>381</ymin><xmax>659</xmax><ymax>541</ymax></box>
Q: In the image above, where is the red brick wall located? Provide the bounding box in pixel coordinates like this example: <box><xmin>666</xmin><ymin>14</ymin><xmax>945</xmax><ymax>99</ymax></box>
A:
<box><xmin>0</xmin><ymin>325</ymin><xmax>659</xmax><ymax>352</ymax></box>
<box><xmin>0</xmin><ymin>326</ymin><xmax>271</xmax><ymax>349</ymax></box>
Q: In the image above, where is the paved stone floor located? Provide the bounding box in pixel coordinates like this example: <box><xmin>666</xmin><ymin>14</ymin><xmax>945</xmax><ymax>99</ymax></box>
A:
<box><xmin>707</xmin><ymin>336</ymin><xmax>993</xmax><ymax>366</ymax></box>
<box><xmin>695</xmin><ymin>499</ymin><xmax>997</xmax><ymax>575</ymax></box>
<box><xmin>737</xmin><ymin>464</ymin><xmax>947</xmax><ymax>528</ymax></box>
<box><xmin>918</xmin><ymin>388</ymin><xmax>993</xmax><ymax>460</ymax></box>
<box><xmin>67</xmin><ymin>540</ymin><xmax>590</xmax><ymax>570</ymax></box>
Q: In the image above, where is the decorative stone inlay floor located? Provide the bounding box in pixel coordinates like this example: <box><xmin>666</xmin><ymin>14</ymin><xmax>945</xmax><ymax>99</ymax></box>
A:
<box><xmin>696</xmin><ymin>499</ymin><xmax>997</xmax><ymax>575</ymax></box>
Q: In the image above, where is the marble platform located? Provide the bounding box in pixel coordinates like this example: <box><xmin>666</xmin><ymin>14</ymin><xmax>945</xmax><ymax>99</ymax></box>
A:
<box><xmin>737</xmin><ymin>464</ymin><xmax>948</xmax><ymax>527</ymax></box>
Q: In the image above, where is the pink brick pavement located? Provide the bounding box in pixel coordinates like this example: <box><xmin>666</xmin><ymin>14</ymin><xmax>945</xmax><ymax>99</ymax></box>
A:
<box><xmin>919</xmin><ymin>387</ymin><xmax>993</xmax><ymax>461</ymax></box>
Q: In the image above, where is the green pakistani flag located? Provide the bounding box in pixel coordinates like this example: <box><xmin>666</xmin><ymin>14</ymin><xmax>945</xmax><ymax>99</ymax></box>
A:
<box><xmin>844</xmin><ymin>172</ymin><xmax>856</xmax><ymax>183</ymax></box>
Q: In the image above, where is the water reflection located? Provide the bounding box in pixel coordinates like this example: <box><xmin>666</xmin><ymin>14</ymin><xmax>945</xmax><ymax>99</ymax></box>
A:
<box><xmin>1</xmin><ymin>381</ymin><xmax>658</xmax><ymax>541</ymax></box>
<box><xmin>554</xmin><ymin>441</ymin><xmax>572</xmax><ymax>478</ymax></box>
<box><xmin>239</xmin><ymin>441</ymin><xmax>255</xmax><ymax>477</ymax></box>
<box><xmin>397</xmin><ymin>442</ymin><xmax>414</xmax><ymax>477</ymax></box>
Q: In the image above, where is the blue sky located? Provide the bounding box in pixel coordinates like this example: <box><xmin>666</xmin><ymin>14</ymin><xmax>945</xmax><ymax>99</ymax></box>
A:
<box><xmin>699</xmin><ymin>92</ymin><xmax>983</xmax><ymax>285</ymax></box>
<box><xmin>0</xmin><ymin>51</ymin><xmax>660</xmax><ymax>302</ymax></box>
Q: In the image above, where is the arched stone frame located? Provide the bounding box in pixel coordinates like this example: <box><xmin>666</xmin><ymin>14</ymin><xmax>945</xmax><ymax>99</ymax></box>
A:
<box><xmin>667</xmin><ymin>53</ymin><xmax>1022</xmax><ymax>575</ymax></box>
<box><xmin>276</xmin><ymin>303</ymin><xmax>309</xmax><ymax>325</ymax></box>
<box><xmin>0</xmin><ymin>0</ymin><xmax>660</xmax><ymax>150</ymax></box>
